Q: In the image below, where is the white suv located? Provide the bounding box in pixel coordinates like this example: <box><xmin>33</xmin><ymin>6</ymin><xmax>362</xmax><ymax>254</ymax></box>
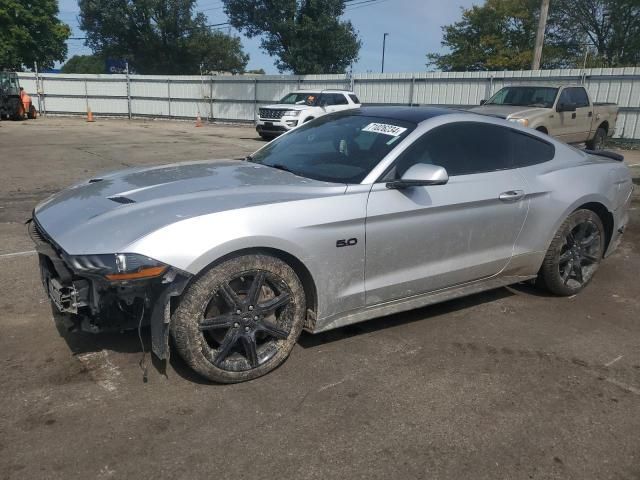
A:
<box><xmin>256</xmin><ymin>89</ymin><xmax>361</xmax><ymax>139</ymax></box>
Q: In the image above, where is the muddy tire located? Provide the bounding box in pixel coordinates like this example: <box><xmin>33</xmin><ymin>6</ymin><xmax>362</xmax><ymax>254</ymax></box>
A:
<box><xmin>172</xmin><ymin>254</ymin><xmax>306</xmax><ymax>383</ymax></box>
<box><xmin>586</xmin><ymin>127</ymin><xmax>606</xmax><ymax>150</ymax></box>
<box><xmin>537</xmin><ymin>209</ymin><xmax>604</xmax><ymax>296</ymax></box>
<box><xmin>12</xmin><ymin>104</ymin><xmax>25</xmax><ymax>121</ymax></box>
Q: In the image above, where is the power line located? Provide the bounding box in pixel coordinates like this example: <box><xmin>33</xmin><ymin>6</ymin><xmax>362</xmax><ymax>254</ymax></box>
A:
<box><xmin>345</xmin><ymin>0</ymin><xmax>384</xmax><ymax>6</ymax></box>
<box><xmin>346</xmin><ymin>0</ymin><xmax>390</xmax><ymax>10</ymax></box>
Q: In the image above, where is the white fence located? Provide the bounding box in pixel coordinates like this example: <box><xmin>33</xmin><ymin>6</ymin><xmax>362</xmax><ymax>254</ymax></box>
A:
<box><xmin>17</xmin><ymin>67</ymin><xmax>640</xmax><ymax>139</ymax></box>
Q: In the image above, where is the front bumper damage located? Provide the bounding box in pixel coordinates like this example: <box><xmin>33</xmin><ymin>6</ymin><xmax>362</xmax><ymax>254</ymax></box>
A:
<box><xmin>28</xmin><ymin>218</ymin><xmax>192</xmax><ymax>360</ymax></box>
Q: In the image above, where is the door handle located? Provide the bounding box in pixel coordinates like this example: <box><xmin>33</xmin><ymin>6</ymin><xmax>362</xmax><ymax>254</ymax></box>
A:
<box><xmin>499</xmin><ymin>190</ymin><xmax>525</xmax><ymax>202</ymax></box>
<box><xmin>588</xmin><ymin>111</ymin><xmax>593</xmax><ymax>117</ymax></box>
<box><xmin>572</xmin><ymin>112</ymin><xmax>577</xmax><ymax>119</ymax></box>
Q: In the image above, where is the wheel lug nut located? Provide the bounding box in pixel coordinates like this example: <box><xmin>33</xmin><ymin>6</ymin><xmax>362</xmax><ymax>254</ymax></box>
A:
<box><xmin>248</xmin><ymin>305</ymin><xmax>254</xmax><ymax>311</ymax></box>
<box><xmin>233</xmin><ymin>322</ymin><xmax>239</xmax><ymax>328</ymax></box>
<box><xmin>236</xmin><ymin>309</ymin><xmax>241</xmax><ymax>315</ymax></box>
<box><xmin>244</xmin><ymin>326</ymin><xmax>250</xmax><ymax>332</ymax></box>
<box><xmin>254</xmin><ymin>316</ymin><xmax>259</xmax><ymax>320</ymax></box>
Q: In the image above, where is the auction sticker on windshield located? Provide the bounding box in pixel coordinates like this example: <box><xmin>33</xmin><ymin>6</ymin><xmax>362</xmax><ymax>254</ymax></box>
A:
<box><xmin>362</xmin><ymin>123</ymin><xmax>408</xmax><ymax>137</ymax></box>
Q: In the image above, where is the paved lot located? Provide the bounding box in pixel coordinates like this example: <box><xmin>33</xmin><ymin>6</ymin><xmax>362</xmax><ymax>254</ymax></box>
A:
<box><xmin>1</xmin><ymin>117</ymin><xmax>639</xmax><ymax>480</ymax></box>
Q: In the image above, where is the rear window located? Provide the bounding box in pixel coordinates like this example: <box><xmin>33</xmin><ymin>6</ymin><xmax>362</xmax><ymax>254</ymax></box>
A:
<box><xmin>332</xmin><ymin>94</ymin><xmax>349</xmax><ymax>105</ymax></box>
<box><xmin>510</xmin><ymin>131</ymin><xmax>555</xmax><ymax>167</ymax></box>
<box><xmin>569</xmin><ymin>87</ymin><xmax>590</xmax><ymax>108</ymax></box>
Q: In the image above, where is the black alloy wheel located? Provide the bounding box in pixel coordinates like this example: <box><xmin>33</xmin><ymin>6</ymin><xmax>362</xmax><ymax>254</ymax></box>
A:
<box><xmin>538</xmin><ymin>209</ymin><xmax>604</xmax><ymax>296</ymax></box>
<box><xmin>172</xmin><ymin>255</ymin><xmax>306</xmax><ymax>383</ymax></box>
<box><xmin>200</xmin><ymin>270</ymin><xmax>292</xmax><ymax>369</ymax></box>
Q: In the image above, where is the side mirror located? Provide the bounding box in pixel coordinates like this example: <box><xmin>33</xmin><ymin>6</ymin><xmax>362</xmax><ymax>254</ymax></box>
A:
<box><xmin>557</xmin><ymin>102</ymin><xmax>576</xmax><ymax>113</ymax></box>
<box><xmin>480</xmin><ymin>99</ymin><xmax>486</xmax><ymax>105</ymax></box>
<box><xmin>386</xmin><ymin>164</ymin><xmax>449</xmax><ymax>189</ymax></box>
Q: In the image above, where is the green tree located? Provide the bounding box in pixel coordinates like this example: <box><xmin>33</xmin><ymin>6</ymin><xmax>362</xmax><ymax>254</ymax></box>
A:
<box><xmin>0</xmin><ymin>0</ymin><xmax>70</xmax><ymax>70</ymax></box>
<box><xmin>552</xmin><ymin>0</ymin><xmax>640</xmax><ymax>67</ymax></box>
<box><xmin>193</xmin><ymin>30</ymin><xmax>250</xmax><ymax>74</ymax></box>
<box><xmin>61</xmin><ymin>54</ymin><xmax>105</xmax><ymax>74</ymax></box>
<box><xmin>78</xmin><ymin>0</ymin><xmax>248</xmax><ymax>74</ymax></box>
<box><xmin>222</xmin><ymin>0</ymin><xmax>361</xmax><ymax>74</ymax></box>
<box><xmin>427</xmin><ymin>0</ymin><xmax>577</xmax><ymax>71</ymax></box>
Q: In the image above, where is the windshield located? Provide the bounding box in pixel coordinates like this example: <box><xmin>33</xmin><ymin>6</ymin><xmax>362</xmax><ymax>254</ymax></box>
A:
<box><xmin>486</xmin><ymin>86</ymin><xmax>558</xmax><ymax>108</ymax></box>
<box><xmin>279</xmin><ymin>92</ymin><xmax>320</xmax><ymax>106</ymax></box>
<box><xmin>249</xmin><ymin>113</ymin><xmax>416</xmax><ymax>184</ymax></box>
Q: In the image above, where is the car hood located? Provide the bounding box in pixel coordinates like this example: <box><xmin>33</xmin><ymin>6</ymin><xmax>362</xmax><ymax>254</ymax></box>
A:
<box><xmin>469</xmin><ymin>105</ymin><xmax>548</xmax><ymax>119</ymax></box>
<box><xmin>34</xmin><ymin>160</ymin><xmax>346</xmax><ymax>255</ymax></box>
<box><xmin>261</xmin><ymin>104</ymin><xmax>312</xmax><ymax>111</ymax></box>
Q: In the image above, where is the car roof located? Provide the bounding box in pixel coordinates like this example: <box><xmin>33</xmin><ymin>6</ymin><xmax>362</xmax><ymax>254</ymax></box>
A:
<box><xmin>352</xmin><ymin>106</ymin><xmax>458</xmax><ymax>123</ymax></box>
<box><xmin>496</xmin><ymin>84</ymin><xmax>580</xmax><ymax>88</ymax></box>
<box><xmin>291</xmin><ymin>89</ymin><xmax>354</xmax><ymax>94</ymax></box>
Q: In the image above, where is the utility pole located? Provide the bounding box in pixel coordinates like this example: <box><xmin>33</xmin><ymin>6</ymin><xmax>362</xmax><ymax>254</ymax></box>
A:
<box><xmin>532</xmin><ymin>0</ymin><xmax>551</xmax><ymax>70</ymax></box>
<box><xmin>381</xmin><ymin>33</ymin><xmax>389</xmax><ymax>73</ymax></box>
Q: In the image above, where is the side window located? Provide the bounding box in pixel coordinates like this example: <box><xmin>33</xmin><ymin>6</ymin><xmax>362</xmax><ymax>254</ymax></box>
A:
<box><xmin>510</xmin><ymin>131</ymin><xmax>555</xmax><ymax>167</ymax></box>
<box><xmin>332</xmin><ymin>93</ymin><xmax>349</xmax><ymax>105</ymax></box>
<box><xmin>570</xmin><ymin>87</ymin><xmax>590</xmax><ymax>108</ymax></box>
<box><xmin>318</xmin><ymin>94</ymin><xmax>331</xmax><ymax>106</ymax></box>
<box><xmin>349</xmin><ymin>94</ymin><xmax>361</xmax><ymax>104</ymax></box>
<box><xmin>558</xmin><ymin>89</ymin><xmax>572</xmax><ymax>106</ymax></box>
<box><xmin>392</xmin><ymin>122</ymin><xmax>512</xmax><ymax>178</ymax></box>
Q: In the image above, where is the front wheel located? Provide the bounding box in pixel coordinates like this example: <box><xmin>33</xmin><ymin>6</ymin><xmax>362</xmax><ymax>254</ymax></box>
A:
<box><xmin>172</xmin><ymin>254</ymin><xmax>306</xmax><ymax>383</ymax></box>
<box><xmin>537</xmin><ymin>209</ymin><xmax>604</xmax><ymax>296</ymax></box>
<box><xmin>12</xmin><ymin>104</ymin><xmax>25</xmax><ymax>121</ymax></box>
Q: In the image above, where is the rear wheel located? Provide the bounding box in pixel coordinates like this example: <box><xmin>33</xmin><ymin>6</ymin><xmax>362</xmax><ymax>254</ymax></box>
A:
<box><xmin>172</xmin><ymin>254</ymin><xmax>306</xmax><ymax>383</ymax></box>
<box><xmin>27</xmin><ymin>104</ymin><xmax>37</xmax><ymax>119</ymax></box>
<box><xmin>538</xmin><ymin>209</ymin><xmax>604</xmax><ymax>296</ymax></box>
<box><xmin>586</xmin><ymin>127</ymin><xmax>606</xmax><ymax>150</ymax></box>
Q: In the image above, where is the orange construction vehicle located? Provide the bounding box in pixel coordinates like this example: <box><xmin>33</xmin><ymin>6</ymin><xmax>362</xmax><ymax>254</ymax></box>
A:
<box><xmin>0</xmin><ymin>72</ymin><xmax>37</xmax><ymax>120</ymax></box>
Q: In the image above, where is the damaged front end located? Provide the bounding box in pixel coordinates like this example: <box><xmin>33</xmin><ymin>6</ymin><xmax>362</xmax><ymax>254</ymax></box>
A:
<box><xmin>28</xmin><ymin>218</ymin><xmax>191</xmax><ymax>360</ymax></box>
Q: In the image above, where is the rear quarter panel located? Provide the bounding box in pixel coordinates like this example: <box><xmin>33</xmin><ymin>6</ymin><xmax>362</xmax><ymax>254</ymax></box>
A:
<box><xmin>514</xmin><ymin>146</ymin><xmax>630</xmax><ymax>271</ymax></box>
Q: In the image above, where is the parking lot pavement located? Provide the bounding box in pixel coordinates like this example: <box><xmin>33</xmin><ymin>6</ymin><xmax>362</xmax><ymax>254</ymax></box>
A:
<box><xmin>1</xmin><ymin>117</ymin><xmax>639</xmax><ymax>480</ymax></box>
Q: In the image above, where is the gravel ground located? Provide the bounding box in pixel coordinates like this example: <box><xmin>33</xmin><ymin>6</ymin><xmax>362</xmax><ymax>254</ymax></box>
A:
<box><xmin>1</xmin><ymin>117</ymin><xmax>639</xmax><ymax>480</ymax></box>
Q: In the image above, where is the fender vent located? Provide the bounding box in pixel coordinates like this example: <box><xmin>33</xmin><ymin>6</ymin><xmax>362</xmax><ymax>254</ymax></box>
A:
<box><xmin>108</xmin><ymin>196</ymin><xmax>136</xmax><ymax>205</ymax></box>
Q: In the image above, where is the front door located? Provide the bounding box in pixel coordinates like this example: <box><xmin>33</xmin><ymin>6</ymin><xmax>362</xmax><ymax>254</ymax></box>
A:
<box><xmin>364</xmin><ymin>122</ymin><xmax>529</xmax><ymax>305</ymax></box>
<box><xmin>555</xmin><ymin>88</ymin><xmax>581</xmax><ymax>143</ymax></box>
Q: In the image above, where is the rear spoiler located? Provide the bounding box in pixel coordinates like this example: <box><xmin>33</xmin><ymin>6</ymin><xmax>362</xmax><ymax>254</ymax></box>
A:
<box><xmin>583</xmin><ymin>149</ymin><xmax>624</xmax><ymax>162</ymax></box>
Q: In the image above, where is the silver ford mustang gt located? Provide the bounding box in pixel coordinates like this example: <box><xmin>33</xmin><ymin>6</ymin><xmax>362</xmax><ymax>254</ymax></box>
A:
<box><xmin>30</xmin><ymin>107</ymin><xmax>633</xmax><ymax>383</ymax></box>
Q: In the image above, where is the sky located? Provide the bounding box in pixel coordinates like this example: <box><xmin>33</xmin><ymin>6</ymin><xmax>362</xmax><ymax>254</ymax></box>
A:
<box><xmin>58</xmin><ymin>0</ymin><xmax>482</xmax><ymax>73</ymax></box>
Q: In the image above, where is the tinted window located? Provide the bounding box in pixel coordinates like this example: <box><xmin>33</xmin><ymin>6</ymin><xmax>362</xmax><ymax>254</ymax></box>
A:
<box><xmin>510</xmin><ymin>131</ymin><xmax>555</xmax><ymax>167</ymax></box>
<box><xmin>332</xmin><ymin>94</ymin><xmax>349</xmax><ymax>105</ymax></box>
<box><xmin>393</xmin><ymin>122</ymin><xmax>512</xmax><ymax>177</ymax></box>
<box><xmin>569</xmin><ymin>87</ymin><xmax>590</xmax><ymax>107</ymax></box>
<box><xmin>558</xmin><ymin>89</ymin><xmax>572</xmax><ymax>106</ymax></box>
<box><xmin>349</xmin><ymin>94</ymin><xmax>361</xmax><ymax>104</ymax></box>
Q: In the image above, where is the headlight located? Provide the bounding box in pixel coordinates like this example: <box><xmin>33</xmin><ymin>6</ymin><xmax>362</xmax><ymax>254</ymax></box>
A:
<box><xmin>508</xmin><ymin>118</ymin><xmax>529</xmax><ymax>127</ymax></box>
<box><xmin>65</xmin><ymin>253</ymin><xmax>167</xmax><ymax>281</ymax></box>
<box><xmin>283</xmin><ymin>110</ymin><xmax>301</xmax><ymax>117</ymax></box>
